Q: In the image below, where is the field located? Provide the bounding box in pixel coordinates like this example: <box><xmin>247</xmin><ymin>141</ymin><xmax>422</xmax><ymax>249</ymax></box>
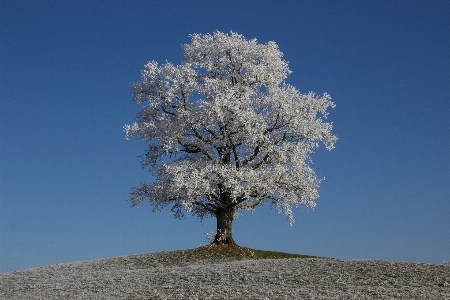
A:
<box><xmin>1</xmin><ymin>245</ymin><xmax>449</xmax><ymax>299</ymax></box>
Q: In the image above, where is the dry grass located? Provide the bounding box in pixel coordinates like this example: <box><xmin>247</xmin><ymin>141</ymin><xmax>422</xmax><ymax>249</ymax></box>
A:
<box><xmin>197</xmin><ymin>244</ymin><xmax>317</xmax><ymax>259</ymax></box>
<box><xmin>123</xmin><ymin>244</ymin><xmax>317</xmax><ymax>269</ymax></box>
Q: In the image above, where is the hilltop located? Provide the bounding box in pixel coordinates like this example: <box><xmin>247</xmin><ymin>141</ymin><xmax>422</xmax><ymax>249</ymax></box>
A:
<box><xmin>1</xmin><ymin>245</ymin><xmax>448</xmax><ymax>299</ymax></box>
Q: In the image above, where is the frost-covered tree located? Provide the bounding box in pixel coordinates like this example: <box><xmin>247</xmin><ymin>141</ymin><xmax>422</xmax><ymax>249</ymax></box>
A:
<box><xmin>124</xmin><ymin>31</ymin><xmax>337</xmax><ymax>246</ymax></box>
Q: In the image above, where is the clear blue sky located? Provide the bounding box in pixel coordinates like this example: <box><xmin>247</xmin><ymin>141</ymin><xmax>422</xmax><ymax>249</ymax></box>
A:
<box><xmin>1</xmin><ymin>0</ymin><xmax>449</xmax><ymax>273</ymax></box>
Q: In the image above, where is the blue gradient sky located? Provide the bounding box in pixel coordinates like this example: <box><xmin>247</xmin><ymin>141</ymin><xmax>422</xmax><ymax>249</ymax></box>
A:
<box><xmin>1</xmin><ymin>1</ymin><xmax>449</xmax><ymax>273</ymax></box>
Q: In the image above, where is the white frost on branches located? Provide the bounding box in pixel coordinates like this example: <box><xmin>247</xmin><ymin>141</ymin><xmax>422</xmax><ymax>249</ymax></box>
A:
<box><xmin>124</xmin><ymin>31</ymin><xmax>337</xmax><ymax>225</ymax></box>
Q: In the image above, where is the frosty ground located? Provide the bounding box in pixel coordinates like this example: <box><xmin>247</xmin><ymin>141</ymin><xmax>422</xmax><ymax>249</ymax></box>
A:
<box><xmin>1</xmin><ymin>247</ymin><xmax>449</xmax><ymax>299</ymax></box>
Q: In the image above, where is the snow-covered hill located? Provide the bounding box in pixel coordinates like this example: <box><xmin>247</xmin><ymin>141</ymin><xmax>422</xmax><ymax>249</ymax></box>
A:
<box><xmin>1</xmin><ymin>249</ymin><xmax>449</xmax><ymax>299</ymax></box>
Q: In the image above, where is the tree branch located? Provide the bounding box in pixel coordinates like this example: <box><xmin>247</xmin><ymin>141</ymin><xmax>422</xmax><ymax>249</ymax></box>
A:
<box><xmin>251</xmin><ymin>153</ymin><xmax>271</xmax><ymax>170</ymax></box>
<box><xmin>193</xmin><ymin>200</ymin><xmax>218</xmax><ymax>214</ymax></box>
<box><xmin>177</xmin><ymin>137</ymin><xmax>215</xmax><ymax>161</ymax></box>
<box><xmin>241</xmin><ymin>144</ymin><xmax>262</xmax><ymax>166</ymax></box>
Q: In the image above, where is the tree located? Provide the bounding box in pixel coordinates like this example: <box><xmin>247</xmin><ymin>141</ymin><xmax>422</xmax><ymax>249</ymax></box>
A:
<box><xmin>124</xmin><ymin>31</ymin><xmax>337</xmax><ymax>246</ymax></box>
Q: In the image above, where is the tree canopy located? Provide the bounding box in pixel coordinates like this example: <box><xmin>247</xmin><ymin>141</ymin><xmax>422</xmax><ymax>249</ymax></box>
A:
<box><xmin>124</xmin><ymin>31</ymin><xmax>337</xmax><ymax>245</ymax></box>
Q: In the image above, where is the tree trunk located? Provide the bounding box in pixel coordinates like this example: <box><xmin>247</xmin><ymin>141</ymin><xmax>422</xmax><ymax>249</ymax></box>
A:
<box><xmin>212</xmin><ymin>207</ymin><xmax>236</xmax><ymax>246</ymax></box>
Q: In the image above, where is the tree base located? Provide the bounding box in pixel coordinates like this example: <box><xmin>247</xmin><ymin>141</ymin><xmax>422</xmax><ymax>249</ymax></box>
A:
<box><xmin>212</xmin><ymin>236</ymin><xmax>237</xmax><ymax>247</ymax></box>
